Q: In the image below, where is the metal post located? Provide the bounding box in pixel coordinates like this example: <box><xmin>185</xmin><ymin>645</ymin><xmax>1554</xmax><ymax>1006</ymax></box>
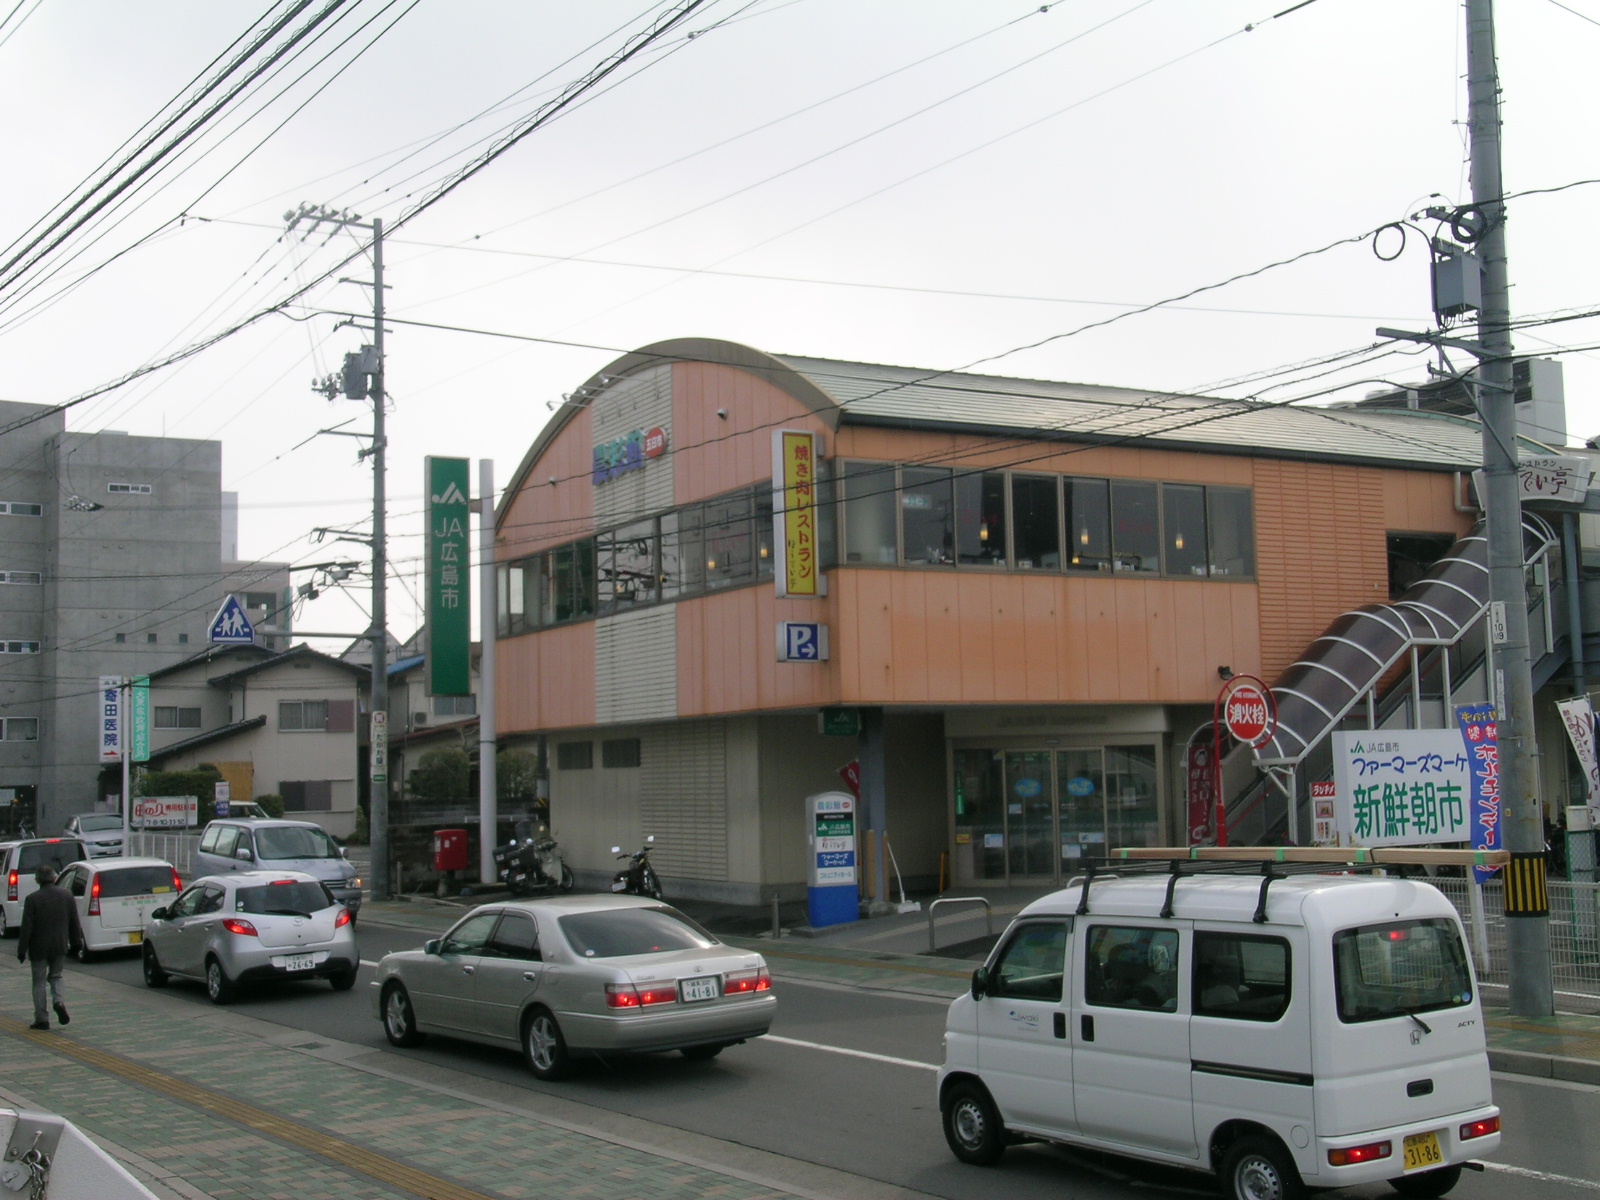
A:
<box><xmin>1565</xmin><ymin>511</ymin><xmax>1586</xmax><ymax>704</ymax></box>
<box><xmin>1411</xmin><ymin>646</ymin><xmax>1423</xmax><ymax>727</ymax></box>
<box><xmin>120</xmin><ymin>679</ymin><xmax>131</xmax><ymax>852</ymax></box>
<box><xmin>1466</xmin><ymin>0</ymin><xmax>1552</xmax><ymax>1014</ymax></box>
<box><xmin>477</xmin><ymin>459</ymin><xmax>498</xmax><ymax>884</ymax></box>
<box><xmin>858</xmin><ymin>706</ymin><xmax>889</xmax><ymax>909</ymax></box>
<box><xmin>369</xmin><ymin>217</ymin><xmax>391</xmax><ymax>902</ymax></box>
<box><xmin>1467</xmin><ymin>878</ymin><xmax>1491</xmax><ymax>975</ymax></box>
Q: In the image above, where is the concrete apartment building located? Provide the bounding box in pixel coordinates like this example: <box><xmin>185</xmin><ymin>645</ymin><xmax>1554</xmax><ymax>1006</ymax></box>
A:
<box><xmin>0</xmin><ymin>399</ymin><xmax>290</xmax><ymax>833</ymax></box>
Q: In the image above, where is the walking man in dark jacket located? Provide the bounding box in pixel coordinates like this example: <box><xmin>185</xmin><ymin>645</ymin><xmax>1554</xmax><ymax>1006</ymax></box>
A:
<box><xmin>18</xmin><ymin>865</ymin><xmax>83</xmax><ymax>1030</ymax></box>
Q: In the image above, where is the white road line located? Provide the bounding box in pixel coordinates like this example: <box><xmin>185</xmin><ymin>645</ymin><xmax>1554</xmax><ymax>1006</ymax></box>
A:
<box><xmin>761</xmin><ymin>1034</ymin><xmax>938</xmax><ymax>1072</ymax></box>
<box><xmin>1483</xmin><ymin>1161</ymin><xmax>1600</xmax><ymax>1191</ymax></box>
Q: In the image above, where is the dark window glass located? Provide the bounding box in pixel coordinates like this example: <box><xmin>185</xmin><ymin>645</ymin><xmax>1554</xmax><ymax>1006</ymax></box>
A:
<box><xmin>1104</xmin><ymin>744</ymin><xmax>1161</xmax><ymax>848</ymax></box>
<box><xmin>1194</xmin><ymin>932</ymin><xmax>1290</xmax><ymax>1021</ymax></box>
<box><xmin>1085</xmin><ymin>925</ymin><xmax>1180</xmax><ymax>1012</ymax></box>
<box><xmin>988</xmin><ymin>921</ymin><xmax>1068</xmax><ymax>1001</ymax></box>
<box><xmin>816</xmin><ymin>465</ymin><xmax>838</xmax><ymax>570</ymax></box>
<box><xmin>660</xmin><ymin>507</ymin><xmax>705</xmax><ymax>599</ymax></box>
<box><xmin>1065</xmin><ymin>478</ymin><xmax>1112</xmax><ymax>572</ymax></box>
<box><xmin>198</xmin><ymin>825</ymin><xmax>222</xmax><ymax>853</ymax></box>
<box><xmin>533</xmin><ymin>553</ymin><xmax>554</xmax><ymax>627</ymax></box>
<box><xmin>441</xmin><ymin>911</ymin><xmax>500</xmax><ymax>955</ymax></box>
<box><xmin>1333</xmin><ymin>918</ymin><xmax>1473</xmax><ymax>1023</ymax></box>
<box><xmin>17</xmin><ymin>842</ymin><xmax>82</xmax><ymax>871</ymax></box>
<box><xmin>486</xmin><ymin>913</ymin><xmax>541</xmax><ymax>961</ymax></box>
<box><xmin>1111</xmin><ymin>480</ymin><xmax>1160</xmax><ymax>574</ymax></box>
<box><xmin>602</xmin><ymin>738</ymin><xmax>641</xmax><ymax>768</ymax></box>
<box><xmin>1162</xmin><ymin>484</ymin><xmax>1209</xmax><ymax>576</ymax></box>
<box><xmin>573</xmin><ymin>540</ymin><xmax>596</xmax><ymax>617</ymax></box>
<box><xmin>556</xmin><ymin>741</ymin><xmax>593</xmax><ymax>770</ymax></box>
<box><xmin>255</xmin><ymin>826</ymin><xmax>339</xmax><ymax>860</ymax></box>
<box><xmin>66</xmin><ymin>868</ymin><xmax>86</xmax><ymax>896</ymax></box>
<box><xmin>211</xmin><ymin>827</ymin><xmax>240</xmax><ymax>858</ymax></box>
<box><xmin>98</xmin><ymin>866</ymin><xmax>180</xmax><ymax>898</ymax></box>
<box><xmin>168</xmin><ymin>887</ymin><xmax>203</xmax><ymax>918</ymax></box>
<box><xmin>501</xmin><ymin>558</ymin><xmax>529</xmax><ymax>634</ymax></box>
<box><xmin>955</xmin><ymin>472</ymin><xmax>1007</xmax><ymax>566</ymax></box>
<box><xmin>841</xmin><ymin>461</ymin><xmax>897</xmax><ymax>565</ymax></box>
<box><xmin>235</xmin><ymin>881</ymin><xmax>334</xmax><ymax>916</ymax></box>
<box><xmin>279</xmin><ymin>700</ymin><xmax>328</xmax><ymax>731</ymax></box>
<box><xmin>599</xmin><ymin>521</ymin><xmax>656</xmax><ymax>613</ymax></box>
<box><xmin>901</xmin><ymin>467</ymin><xmax>954</xmax><ymax>565</ymax></box>
<box><xmin>559</xmin><ymin>905</ymin><xmax>718</xmax><ymax>958</ymax></box>
<box><xmin>196</xmin><ymin>886</ymin><xmax>226</xmax><ymax>914</ymax></box>
<box><xmin>1011</xmin><ymin>475</ymin><xmax>1060</xmax><ymax>570</ymax></box>
<box><xmin>755</xmin><ymin>488</ymin><xmax>775</xmax><ymax>579</ymax></box>
<box><xmin>703</xmin><ymin>491</ymin><xmax>754</xmax><ymax>590</ymax></box>
<box><xmin>1208</xmin><ymin>487</ymin><xmax>1255</xmax><ymax>577</ymax></box>
<box><xmin>552</xmin><ymin>545</ymin><xmax>577</xmax><ymax>622</ymax></box>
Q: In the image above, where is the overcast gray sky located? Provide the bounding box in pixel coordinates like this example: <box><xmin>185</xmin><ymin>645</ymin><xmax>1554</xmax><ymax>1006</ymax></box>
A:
<box><xmin>1</xmin><ymin>0</ymin><xmax>1595</xmax><ymax>641</ymax></box>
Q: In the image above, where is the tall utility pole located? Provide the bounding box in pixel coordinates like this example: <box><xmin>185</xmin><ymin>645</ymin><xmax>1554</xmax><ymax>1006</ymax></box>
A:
<box><xmin>293</xmin><ymin>204</ymin><xmax>391</xmax><ymax>901</ymax></box>
<box><xmin>1466</xmin><ymin>0</ymin><xmax>1554</xmax><ymax>1015</ymax></box>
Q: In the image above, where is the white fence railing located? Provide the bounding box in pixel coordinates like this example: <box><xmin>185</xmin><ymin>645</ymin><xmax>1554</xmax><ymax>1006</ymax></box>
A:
<box><xmin>1433</xmin><ymin>877</ymin><xmax>1600</xmax><ymax>998</ymax></box>
<box><xmin>126</xmin><ymin>832</ymin><xmax>201</xmax><ymax>877</ymax></box>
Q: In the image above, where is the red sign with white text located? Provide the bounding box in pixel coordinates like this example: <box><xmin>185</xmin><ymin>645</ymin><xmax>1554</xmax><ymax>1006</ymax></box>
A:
<box><xmin>1186</xmin><ymin>742</ymin><xmax>1214</xmax><ymax>846</ymax></box>
<box><xmin>1222</xmin><ymin>679</ymin><xmax>1275</xmax><ymax>747</ymax></box>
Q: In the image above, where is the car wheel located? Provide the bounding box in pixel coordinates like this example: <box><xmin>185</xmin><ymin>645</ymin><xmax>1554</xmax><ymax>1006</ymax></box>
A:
<box><xmin>205</xmin><ymin>956</ymin><xmax>237</xmax><ymax>1005</ymax></box>
<box><xmin>1221</xmin><ymin>1134</ymin><xmax>1304</xmax><ymax>1200</ymax></box>
<box><xmin>1389</xmin><ymin>1165</ymin><xmax>1464</xmax><ymax>1198</ymax></box>
<box><xmin>329</xmin><ymin>968</ymin><xmax>358</xmax><ymax>992</ymax></box>
<box><xmin>644</xmin><ymin>867</ymin><xmax>663</xmax><ymax>901</ymax></box>
<box><xmin>523</xmin><ymin>1007</ymin><xmax>573</xmax><ymax>1081</ymax></box>
<box><xmin>142</xmin><ymin>945</ymin><xmax>168</xmax><ymax>988</ymax></box>
<box><xmin>941</xmin><ymin>1080</ymin><xmax>1006</xmax><ymax>1166</ymax></box>
<box><xmin>0</xmin><ymin>907</ymin><xmax>9</xmax><ymax>939</ymax></box>
<box><xmin>680</xmin><ymin>1042</ymin><xmax>727</xmax><ymax>1061</ymax></box>
<box><xmin>382</xmin><ymin>983</ymin><xmax>425</xmax><ymax>1047</ymax></box>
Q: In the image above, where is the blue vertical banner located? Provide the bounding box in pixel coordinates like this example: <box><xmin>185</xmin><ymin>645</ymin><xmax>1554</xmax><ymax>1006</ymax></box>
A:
<box><xmin>1455</xmin><ymin>703</ymin><xmax>1502</xmax><ymax>885</ymax></box>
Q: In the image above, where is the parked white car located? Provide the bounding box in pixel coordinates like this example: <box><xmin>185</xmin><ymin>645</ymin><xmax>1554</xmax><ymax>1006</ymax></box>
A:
<box><xmin>939</xmin><ymin>868</ymin><xmax>1499</xmax><ymax>1200</ymax></box>
<box><xmin>54</xmin><ymin>857</ymin><xmax>181</xmax><ymax>959</ymax></box>
<box><xmin>0</xmin><ymin>838</ymin><xmax>88</xmax><ymax>938</ymax></box>
<box><xmin>63</xmin><ymin>813</ymin><xmax>126</xmax><ymax>859</ymax></box>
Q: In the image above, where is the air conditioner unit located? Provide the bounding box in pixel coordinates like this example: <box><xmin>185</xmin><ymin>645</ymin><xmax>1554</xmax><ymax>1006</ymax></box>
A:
<box><xmin>413</xmin><ymin>712</ymin><xmax>428</xmax><ymax>727</ymax></box>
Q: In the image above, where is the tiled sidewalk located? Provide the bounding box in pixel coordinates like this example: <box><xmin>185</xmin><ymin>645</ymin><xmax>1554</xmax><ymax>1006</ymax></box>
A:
<box><xmin>0</xmin><ymin>956</ymin><xmax>921</xmax><ymax>1200</ymax></box>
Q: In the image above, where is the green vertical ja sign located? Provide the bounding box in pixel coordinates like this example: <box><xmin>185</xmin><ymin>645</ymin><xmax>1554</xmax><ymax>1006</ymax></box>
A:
<box><xmin>131</xmin><ymin>676</ymin><xmax>150</xmax><ymax>763</ymax></box>
<box><xmin>426</xmin><ymin>456</ymin><xmax>472</xmax><ymax>695</ymax></box>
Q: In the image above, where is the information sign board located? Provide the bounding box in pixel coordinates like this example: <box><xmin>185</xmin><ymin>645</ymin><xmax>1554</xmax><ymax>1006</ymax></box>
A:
<box><xmin>1332</xmin><ymin>729</ymin><xmax>1477</xmax><ymax>846</ymax></box>
<box><xmin>426</xmin><ymin>456</ymin><xmax>472</xmax><ymax>695</ymax></box>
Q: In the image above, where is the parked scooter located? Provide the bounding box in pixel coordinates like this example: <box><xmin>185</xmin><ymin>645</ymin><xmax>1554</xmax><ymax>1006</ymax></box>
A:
<box><xmin>493</xmin><ymin>821</ymin><xmax>575</xmax><ymax>896</ymax></box>
<box><xmin>611</xmin><ymin>836</ymin><xmax>663</xmax><ymax>900</ymax></box>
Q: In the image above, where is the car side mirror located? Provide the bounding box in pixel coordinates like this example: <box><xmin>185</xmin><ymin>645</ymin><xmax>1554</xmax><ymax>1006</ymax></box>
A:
<box><xmin>424</xmin><ymin>939</ymin><xmax>441</xmax><ymax>956</ymax></box>
<box><xmin>971</xmin><ymin>966</ymin><xmax>989</xmax><ymax>1000</ymax></box>
<box><xmin>150</xmin><ymin>907</ymin><xmax>168</xmax><ymax>921</ymax></box>
<box><xmin>339</xmin><ymin>846</ymin><xmax>348</xmax><ymax>858</ymax></box>
<box><xmin>235</xmin><ymin>847</ymin><xmax>253</xmax><ymax>861</ymax></box>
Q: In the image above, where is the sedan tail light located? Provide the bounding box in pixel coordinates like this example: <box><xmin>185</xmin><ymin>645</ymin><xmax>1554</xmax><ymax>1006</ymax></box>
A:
<box><xmin>6</xmin><ymin>870</ymin><xmax>16</xmax><ymax>902</ymax></box>
<box><xmin>221</xmin><ymin>918</ymin><xmax>259</xmax><ymax>937</ymax></box>
<box><xmin>724</xmin><ymin>966</ymin><xmax>771</xmax><ymax>994</ymax></box>
<box><xmin>335</xmin><ymin>907</ymin><xmax>352</xmax><ymax>929</ymax></box>
<box><xmin>88</xmin><ymin>874</ymin><xmax>101</xmax><ymax>917</ymax></box>
<box><xmin>636</xmin><ymin>982</ymin><xmax>677</xmax><ymax>1006</ymax></box>
<box><xmin>1327</xmin><ymin>1141</ymin><xmax>1392</xmax><ymax>1167</ymax></box>
<box><xmin>606</xmin><ymin>983</ymin><xmax>642</xmax><ymax>1008</ymax></box>
<box><xmin>606</xmin><ymin>982</ymin><xmax>678</xmax><ymax>1008</ymax></box>
<box><xmin>1460</xmin><ymin>1116</ymin><xmax>1500</xmax><ymax>1141</ymax></box>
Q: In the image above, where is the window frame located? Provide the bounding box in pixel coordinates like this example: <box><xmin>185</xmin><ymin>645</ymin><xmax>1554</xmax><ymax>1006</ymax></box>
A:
<box><xmin>984</xmin><ymin>918</ymin><xmax>1070</xmax><ymax>1003</ymax></box>
<box><xmin>1083</xmin><ymin>923</ymin><xmax>1183</xmax><ymax>1013</ymax></box>
<box><xmin>278</xmin><ymin>700</ymin><xmax>330</xmax><ymax>733</ymax></box>
<box><xmin>1192</xmin><ymin>930</ymin><xmax>1292</xmax><ymax>1023</ymax></box>
<box><xmin>2</xmin><ymin>717</ymin><xmax>38</xmax><ymax>742</ymax></box>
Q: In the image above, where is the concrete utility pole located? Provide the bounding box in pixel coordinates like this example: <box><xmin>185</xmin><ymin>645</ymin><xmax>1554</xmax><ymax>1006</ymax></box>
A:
<box><xmin>1466</xmin><ymin>0</ymin><xmax>1554</xmax><ymax>1015</ymax></box>
<box><xmin>369</xmin><ymin>217</ymin><xmax>390</xmax><ymax>902</ymax></box>
<box><xmin>476</xmin><ymin>458</ymin><xmax>497</xmax><ymax>885</ymax></box>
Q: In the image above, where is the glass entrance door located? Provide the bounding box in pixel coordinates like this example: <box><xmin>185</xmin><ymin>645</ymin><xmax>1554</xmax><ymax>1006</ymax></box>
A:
<box><xmin>1004</xmin><ymin>751</ymin><xmax>1055</xmax><ymax>878</ymax></box>
<box><xmin>1057</xmin><ymin>749</ymin><xmax>1107</xmax><ymax>872</ymax></box>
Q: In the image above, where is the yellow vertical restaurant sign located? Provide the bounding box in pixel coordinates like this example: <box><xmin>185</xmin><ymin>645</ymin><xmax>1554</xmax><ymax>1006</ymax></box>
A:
<box><xmin>774</xmin><ymin>430</ymin><xmax>822</xmax><ymax>597</ymax></box>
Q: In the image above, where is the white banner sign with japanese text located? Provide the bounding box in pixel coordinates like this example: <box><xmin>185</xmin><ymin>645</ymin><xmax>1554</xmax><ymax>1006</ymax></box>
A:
<box><xmin>1331</xmin><ymin>729</ymin><xmax>1474</xmax><ymax>846</ymax></box>
<box><xmin>1557</xmin><ymin>696</ymin><xmax>1600</xmax><ymax>804</ymax></box>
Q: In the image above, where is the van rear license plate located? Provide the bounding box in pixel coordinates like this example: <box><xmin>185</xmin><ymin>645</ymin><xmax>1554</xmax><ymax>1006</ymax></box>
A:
<box><xmin>284</xmin><ymin>954</ymin><xmax>314</xmax><ymax>973</ymax></box>
<box><xmin>1402</xmin><ymin>1131</ymin><xmax>1443</xmax><ymax>1172</ymax></box>
<box><xmin>125</xmin><ymin>931</ymin><xmax>142</xmax><ymax>945</ymax></box>
<box><xmin>679</xmin><ymin>976</ymin><xmax>718</xmax><ymax>1003</ymax></box>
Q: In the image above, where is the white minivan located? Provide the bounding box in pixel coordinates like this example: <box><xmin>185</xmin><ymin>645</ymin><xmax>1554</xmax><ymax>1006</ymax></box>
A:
<box><xmin>939</xmin><ymin>868</ymin><xmax>1500</xmax><ymax>1200</ymax></box>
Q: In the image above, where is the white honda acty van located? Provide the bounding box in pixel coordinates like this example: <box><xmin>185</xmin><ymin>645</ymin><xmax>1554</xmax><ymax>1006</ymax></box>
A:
<box><xmin>938</xmin><ymin>868</ymin><xmax>1500</xmax><ymax>1200</ymax></box>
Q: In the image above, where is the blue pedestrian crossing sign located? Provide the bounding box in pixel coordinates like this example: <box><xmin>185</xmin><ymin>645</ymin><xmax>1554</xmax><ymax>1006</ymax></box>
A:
<box><xmin>209</xmin><ymin>595</ymin><xmax>256</xmax><ymax>645</ymax></box>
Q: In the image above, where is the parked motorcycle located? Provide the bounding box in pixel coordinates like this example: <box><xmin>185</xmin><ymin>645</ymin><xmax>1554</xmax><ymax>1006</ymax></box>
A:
<box><xmin>493</xmin><ymin>823</ymin><xmax>574</xmax><ymax>896</ymax></box>
<box><xmin>611</xmin><ymin>836</ymin><xmax>663</xmax><ymax>900</ymax></box>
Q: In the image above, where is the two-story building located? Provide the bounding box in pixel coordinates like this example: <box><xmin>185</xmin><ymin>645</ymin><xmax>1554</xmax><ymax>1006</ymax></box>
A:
<box><xmin>492</xmin><ymin>338</ymin><xmax>1568</xmax><ymax>904</ymax></box>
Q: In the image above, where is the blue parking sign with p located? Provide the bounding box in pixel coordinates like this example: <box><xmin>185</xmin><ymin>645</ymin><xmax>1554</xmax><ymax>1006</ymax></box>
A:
<box><xmin>777</xmin><ymin>621</ymin><xmax>828</xmax><ymax>662</ymax></box>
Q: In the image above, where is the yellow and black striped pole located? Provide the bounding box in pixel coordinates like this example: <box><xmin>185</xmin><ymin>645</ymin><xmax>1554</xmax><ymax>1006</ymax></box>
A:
<box><xmin>1503</xmin><ymin>851</ymin><xmax>1550</xmax><ymax>918</ymax></box>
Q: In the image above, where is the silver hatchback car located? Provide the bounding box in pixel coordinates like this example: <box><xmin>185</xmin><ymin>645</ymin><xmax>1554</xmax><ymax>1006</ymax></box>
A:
<box><xmin>372</xmin><ymin>895</ymin><xmax>776</xmax><ymax>1079</ymax></box>
<box><xmin>142</xmin><ymin>871</ymin><xmax>359</xmax><ymax>1003</ymax></box>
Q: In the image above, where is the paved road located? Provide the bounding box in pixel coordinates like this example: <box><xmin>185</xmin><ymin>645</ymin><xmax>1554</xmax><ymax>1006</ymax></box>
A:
<box><xmin>64</xmin><ymin>918</ymin><xmax>1600</xmax><ymax>1200</ymax></box>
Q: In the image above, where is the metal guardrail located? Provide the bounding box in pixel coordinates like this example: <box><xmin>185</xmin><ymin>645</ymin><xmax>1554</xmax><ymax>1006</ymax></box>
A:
<box><xmin>126</xmin><ymin>832</ymin><xmax>200</xmax><ymax>877</ymax></box>
<box><xmin>928</xmin><ymin>896</ymin><xmax>992</xmax><ymax>954</ymax></box>
<box><xmin>1433</xmin><ymin>877</ymin><xmax>1600</xmax><ymax>998</ymax></box>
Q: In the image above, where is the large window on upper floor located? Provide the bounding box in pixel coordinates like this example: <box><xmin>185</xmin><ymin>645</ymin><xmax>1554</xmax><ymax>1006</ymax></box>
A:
<box><xmin>838</xmin><ymin>461</ymin><xmax>1254</xmax><ymax>581</ymax></box>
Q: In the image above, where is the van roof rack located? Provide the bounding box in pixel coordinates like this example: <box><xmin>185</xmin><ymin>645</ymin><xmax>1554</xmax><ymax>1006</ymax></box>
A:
<box><xmin>1065</xmin><ymin>846</ymin><xmax>1511</xmax><ymax>925</ymax></box>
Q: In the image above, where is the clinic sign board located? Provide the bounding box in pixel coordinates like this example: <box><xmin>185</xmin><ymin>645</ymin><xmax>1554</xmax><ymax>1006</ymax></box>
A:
<box><xmin>98</xmin><ymin>676</ymin><xmax>121</xmax><ymax>763</ymax></box>
<box><xmin>426</xmin><ymin>456</ymin><xmax>471</xmax><ymax>695</ymax></box>
<box><xmin>806</xmin><ymin>791</ymin><xmax>858</xmax><ymax>928</ymax></box>
<box><xmin>134</xmin><ymin>796</ymin><xmax>198</xmax><ymax>829</ymax></box>
<box><xmin>773</xmin><ymin>430</ymin><xmax>822</xmax><ymax>598</ymax></box>
<box><xmin>1331</xmin><ymin>729</ymin><xmax>1476</xmax><ymax>847</ymax></box>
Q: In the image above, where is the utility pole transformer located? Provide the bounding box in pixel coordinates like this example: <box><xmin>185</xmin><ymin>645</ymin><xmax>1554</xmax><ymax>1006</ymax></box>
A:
<box><xmin>1466</xmin><ymin>0</ymin><xmax>1554</xmax><ymax>1015</ymax></box>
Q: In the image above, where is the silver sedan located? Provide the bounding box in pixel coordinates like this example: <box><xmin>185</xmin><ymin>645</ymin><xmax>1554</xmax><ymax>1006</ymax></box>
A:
<box><xmin>371</xmin><ymin>894</ymin><xmax>776</xmax><ymax>1079</ymax></box>
<box><xmin>142</xmin><ymin>871</ymin><xmax>359</xmax><ymax>1003</ymax></box>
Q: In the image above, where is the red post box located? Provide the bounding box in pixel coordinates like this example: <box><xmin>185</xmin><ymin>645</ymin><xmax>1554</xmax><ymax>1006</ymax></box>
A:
<box><xmin>433</xmin><ymin>828</ymin><xmax>469</xmax><ymax>873</ymax></box>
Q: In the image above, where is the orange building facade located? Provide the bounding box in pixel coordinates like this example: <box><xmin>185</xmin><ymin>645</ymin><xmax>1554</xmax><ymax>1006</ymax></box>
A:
<box><xmin>495</xmin><ymin>340</ymin><xmax>1479</xmax><ymax>903</ymax></box>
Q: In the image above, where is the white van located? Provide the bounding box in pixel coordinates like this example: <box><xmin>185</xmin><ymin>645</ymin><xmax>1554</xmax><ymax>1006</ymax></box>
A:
<box><xmin>939</xmin><ymin>865</ymin><xmax>1500</xmax><ymax>1200</ymax></box>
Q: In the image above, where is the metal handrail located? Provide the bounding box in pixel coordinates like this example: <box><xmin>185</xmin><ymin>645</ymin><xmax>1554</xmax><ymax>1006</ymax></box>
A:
<box><xmin>928</xmin><ymin>896</ymin><xmax>992</xmax><ymax>954</ymax></box>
